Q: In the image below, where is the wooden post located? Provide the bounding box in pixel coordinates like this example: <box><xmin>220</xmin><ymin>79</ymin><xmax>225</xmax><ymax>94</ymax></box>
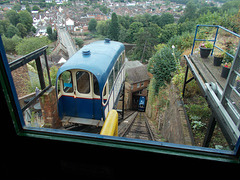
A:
<box><xmin>202</xmin><ymin>114</ymin><xmax>216</xmax><ymax>147</ymax></box>
<box><xmin>35</xmin><ymin>57</ymin><xmax>46</xmax><ymax>90</ymax></box>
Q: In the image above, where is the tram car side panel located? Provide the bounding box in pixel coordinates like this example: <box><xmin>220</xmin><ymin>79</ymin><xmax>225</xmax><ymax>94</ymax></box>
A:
<box><xmin>103</xmin><ymin>51</ymin><xmax>126</xmax><ymax>118</ymax></box>
<box><xmin>56</xmin><ymin>40</ymin><xmax>126</xmax><ymax>123</ymax></box>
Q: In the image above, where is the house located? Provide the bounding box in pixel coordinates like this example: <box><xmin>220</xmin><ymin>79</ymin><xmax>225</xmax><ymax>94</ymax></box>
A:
<box><xmin>65</xmin><ymin>18</ymin><xmax>74</xmax><ymax>32</ymax></box>
<box><xmin>126</xmin><ymin>62</ymin><xmax>150</xmax><ymax>110</ymax></box>
<box><xmin>55</xmin><ymin>0</ymin><xmax>68</xmax><ymax>4</ymax></box>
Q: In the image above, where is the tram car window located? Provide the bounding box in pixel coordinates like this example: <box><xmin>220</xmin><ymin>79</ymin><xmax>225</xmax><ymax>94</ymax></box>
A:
<box><xmin>76</xmin><ymin>71</ymin><xmax>90</xmax><ymax>94</ymax></box>
<box><xmin>93</xmin><ymin>75</ymin><xmax>100</xmax><ymax>96</ymax></box>
<box><xmin>62</xmin><ymin>71</ymin><xmax>73</xmax><ymax>93</ymax></box>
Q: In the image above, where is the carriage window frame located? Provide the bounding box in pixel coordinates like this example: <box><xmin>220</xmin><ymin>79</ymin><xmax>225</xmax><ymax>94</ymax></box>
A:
<box><xmin>93</xmin><ymin>74</ymin><xmax>100</xmax><ymax>96</ymax></box>
<box><xmin>119</xmin><ymin>54</ymin><xmax>123</xmax><ymax>69</ymax></box>
<box><xmin>1</xmin><ymin>43</ymin><xmax>239</xmax><ymax>164</ymax></box>
<box><xmin>76</xmin><ymin>71</ymin><xmax>90</xmax><ymax>94</ymax></box>
<box><xmin>102</xmin><ymin>81</ymin><xmax>108</xmax><ymax>106</ymax></box>
<box><xmin>114</xmin><ymin>59</ymin><xmax>119</xmax><ymax>78</ymax></box>
<box><xmin>62</xmin><ymin>71</ymin><xmax>73</xmax><ymax>93</ymax></box>
<box><xmin>108</xmin><ymin>69</ymin><xmax>114</xmax><ymax>93</ymax></box>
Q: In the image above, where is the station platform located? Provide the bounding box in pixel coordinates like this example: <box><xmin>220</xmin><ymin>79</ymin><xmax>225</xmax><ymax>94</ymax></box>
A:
<box><xmin>188</xmin><ymin>54</ymin><xmax>227</xmax><ymax>90</ymax></box>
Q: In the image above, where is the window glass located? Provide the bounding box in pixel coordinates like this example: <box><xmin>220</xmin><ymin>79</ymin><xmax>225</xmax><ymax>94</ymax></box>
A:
<box><xmin>2</xmin><ymin>35</ymin><xmax>239</xmax><ymax>163</ymax></box>
<box><xmin>103</xmin><ymin>83</ymin><xmax>107</xmax><ymax>97</ymax></box>
<box><xmin>109</xmin><ymin>70</ymin><xmax>114</xmax><ymax>92</ymax></box>
<box><xmin>93</xmin><ymin>75</ymin><xmax>99</xmax><ymax>96</ymax></box>
<box><xmin>57</xmin><ymin>79</ymin><xmax>60</xmax><ymax>94</ymax></box>
<box><xmin>76</xmin><ymin>71</ymin><xmax>90</xmax><ymax>94</ymax></box>
<box><xmin>62</xmin><ymin>71</ymin><xmax>73</xmax><ymax>93</ymax></box>
<box><xmin>122</xmin><ymin>51</ymin><xmax>125</xmax><ymax>64</ymax></box>
<box><xmin>119</xmin><ymin>54</ymin><xmax>122</xmax><ymax>69</ymax></box>
<box><xmin>114</xmin><ymin>60</ymin><xmax>119</xmax><ymax>77</ymax></box>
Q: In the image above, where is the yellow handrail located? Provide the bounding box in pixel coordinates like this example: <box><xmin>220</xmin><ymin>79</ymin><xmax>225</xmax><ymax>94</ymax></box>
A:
<box><xmin>100</xmin><ymin>110</ymin><xmax>118</xmax><ymax>136</ymax></box>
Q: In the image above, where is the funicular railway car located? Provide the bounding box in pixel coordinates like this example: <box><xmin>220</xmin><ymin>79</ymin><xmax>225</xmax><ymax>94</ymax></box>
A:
<box><xmin>138</xmin><ymin>96</ymin><xmax>146</xmax><ymax>112</ymax></box>
<box><xmin>56</xmin><ymin>39</ymin><xmax>126</xmax><ymax>126</ymax></box>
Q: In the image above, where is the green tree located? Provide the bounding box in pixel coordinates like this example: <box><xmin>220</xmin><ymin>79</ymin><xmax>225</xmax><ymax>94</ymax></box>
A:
<box><xmin>179</xmin><ymin>0</ymin><xmax>198</xmax><ymax>23</ymax></box>
<box><xmin>88</xmin><ymin>19</ymin><xmax>97</xmax><ymax>32</ymax></box>
<box><xmin>130</xmin><ymin>23</ymin><xmax>160</xmax><ymax>61</ymax></box>
<box><xmin>31</xmin><ymin>26</ymin><xmax>36</xmax><ymax>33</ymax></box>
<box><xmin>0</xmin><ymin>20</ymin><xmax>10</xmax><ymax>35</ymax></box>
<box><xmin>2</xmin><ymin>34</ymin><xmax>22</xmax><ymax>53</ymax></box>
<box><xmin>16</xmin><ymin>23</ymin><xmax>27</xmax><ymax>37</ymax></box>
<box><xmin>108</xmin><ymin>13</ymin><xmax>119</xmax><ymax>41</ymax></box>
<box><xmin>96</xmin><ymin>20</ymin><xmax>111</xmax><ymax>36</ymax></box>
<box><xmin>221</xmin><ymin>0</ymin><xmax>240</xmax><ymax>13</ymax></box>
<box><xmin>96</xmin><ymin>20</ymin><xmax>108</xmax><ymax>36</ymax></box>
<box><xmin>75</xmin><ymin>38</ymin><xmax>84</xmax><ymax>48</ymax></box>
<box><xmin>13</xmin><ymin>3</ymin><xmax>21</xmax><ymax>11</ymax></box>
<box><xmin>18</xmin><ymin>10</ymin><xmax>33</xmax><ymax>32</ymax></box>
<box><xmin>99</xmin><ymin>5</ymin><xmax>110</xmax><ymax>15</ymax></box>
<box><xmin>46</xmin><ymin>26</ymin><xmax>57</xmax><ymax>41</ymax></box>
<box><xmin>126</xmin><ymin>22</ymin><xmax>143</xmax><ymax>43</ymax></box>
<box><xmin>83</xmin><ymin>7</ymin><xmax>89</xmax><ymax>13</ymax></box>
<box><xmin>26</xmin><ymin>4</ymin><xmax>31</xmax><ymax>13</ymax></box>
<box><xmin>16</xmin><ymin>37</ymin><xmax>51</xmax><ymax>55</ymax></box>
<box><xmin>6</xmin><ymin>25</ymin><xmax>20</xmax><ymax>38</ymax></box>
<box><xmin>51</xmin><ymin>30</ymin><xmax>58</xmax><ymax>41</ymax></box>
<box><xmin>6</xmin><ymin>10</ymin><xmax>20</xmax><ymax>26</ymax></box>
<box><xmin>32</xmin><ymin>5</ymin><xmax>40</xmax><ymax>11</ymax></box>
<box><xmin>148</xmin><ymin>46</ymin><xmax>181</xmax><ymax>94</ymax></box>
<box><xmin>159</xmin><ymin>23</ymin><xmax>178</xmax><ymax>43</ymax></box>
<box><xmin>118</xmin><ymin>15</ymin><xmax>133</xmax><ymax>29</ymax></box>
<box><xmin>2</xmin><ymin>35</ymin><xmax>16</xmax><ymax>52</ymax></box>
<box><xmin>158</xmin><ymin>13</ymin><xmax>174</xmax><ymax>28</ymax></box>
<box><xmin>118</xmin><ymin>25</ymin><xmax>127</xmax><ymax>42</ymax></box>
<box><xmin>47</xmin><ymin>26</ymin><xmax>52</xmax><ymax>36</ymax></box>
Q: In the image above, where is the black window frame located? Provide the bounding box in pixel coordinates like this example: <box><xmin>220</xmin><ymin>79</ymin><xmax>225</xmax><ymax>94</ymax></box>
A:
<box><xmin>0</xmin><ymin>40</ymin><xmax>240</xmax><ymax>164</ymax></box>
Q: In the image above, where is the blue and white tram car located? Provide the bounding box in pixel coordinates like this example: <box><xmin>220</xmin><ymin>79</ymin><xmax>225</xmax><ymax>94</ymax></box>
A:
<box><xmin>138</xmin><ymin>96</ymin><xmax>146</xmax><ymax>112</ymax></box>
<box><xmin>56</xmin><ymin>39</ymin><xmax>126</xmax><ymax>125</ymax></box>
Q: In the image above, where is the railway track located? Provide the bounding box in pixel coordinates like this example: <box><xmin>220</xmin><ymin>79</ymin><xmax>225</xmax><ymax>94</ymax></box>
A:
<box><xmin>61</xmin><ymin>111</ymin><xmax>155</xmax><ymax>140</ymax></box>
<box><xmin>119</xmin><ymin>112</ymin><xmax>155</xmax><ymax>141</ymax></box>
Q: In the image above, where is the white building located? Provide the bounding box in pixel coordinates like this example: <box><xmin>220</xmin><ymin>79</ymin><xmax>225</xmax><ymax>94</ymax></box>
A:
<box><xmin>65</xmin><ymin>18</ymin><xmax>74</xmax><ymax>32</ymax></box>
<box><xmin>55</xmin><ymin>0</ymin><xmax>68</xmax><ymax>4</ymax></box>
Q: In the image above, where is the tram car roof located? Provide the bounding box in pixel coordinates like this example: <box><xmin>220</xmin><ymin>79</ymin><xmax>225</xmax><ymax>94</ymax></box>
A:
<box><xmin>56</xmin><ymin>40</ymin><xmax>125</xmax><ymax>92</ymax></box>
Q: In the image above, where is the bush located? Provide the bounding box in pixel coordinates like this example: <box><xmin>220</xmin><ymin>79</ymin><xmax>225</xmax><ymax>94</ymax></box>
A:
<box><xmin>2</xmin><ymin>34</ymin><xmax>22</xmax><ymax>53</ymax></box>
<box><xmin>15</xmin><ymin>37</ymin><xmax>51</xmax><ymax>55</ymax></box>
<box><xmin>148</xmin><ymin>46</ymin><xmax>181</xmax><ymax>94</ymax></box>
<box><xmin>167</xmin><ymin>32</ymin><xmax>194</xmax><ymax>51</ymax></box>
<box><xmin>74</xmin><ymin>38</ymin><xmax>84</xmax><ymax>48</ymax></box>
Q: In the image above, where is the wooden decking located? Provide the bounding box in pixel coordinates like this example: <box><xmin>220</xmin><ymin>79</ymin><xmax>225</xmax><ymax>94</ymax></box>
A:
<box><xmin>189</xmin><ymin>54</ymin><xmax>227</xmax><ymax>90</ymax></box>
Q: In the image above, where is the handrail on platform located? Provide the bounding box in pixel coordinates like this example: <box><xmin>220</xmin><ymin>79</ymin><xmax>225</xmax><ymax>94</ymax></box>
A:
<box><xmin>186</xmin><ymin>24</ymin><xmax>240</xmax><ymax>149</ymax></box>
<box><xmin>191</xmin><ymin>24</ymin><xmax>240</xmax><ymax>58</ymax></box>
<box><xmin>100</xmin><ymin>110</ymin><xmax>118</xmax><ymax>136</ymax></box>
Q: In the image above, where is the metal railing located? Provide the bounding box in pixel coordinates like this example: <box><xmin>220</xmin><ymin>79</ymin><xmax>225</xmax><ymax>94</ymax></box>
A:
<box><xmin>191</xmin><ymin>24</ymin><xmax>240</xmax><ymax>58</ymax></box>
<box><xmin>189</xmin><ymin>24</ymin><xmax>240</xmax><ymax>148</ymax></box>
<box><xmin>9</xmin><ymin>46</ymin><xmax>52</xmax><ymax>112</ymax></box>
<box><xmin>100</xmin><ymin>110</ymin><xmax>118</xmax><ymax>136</ymax></box>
